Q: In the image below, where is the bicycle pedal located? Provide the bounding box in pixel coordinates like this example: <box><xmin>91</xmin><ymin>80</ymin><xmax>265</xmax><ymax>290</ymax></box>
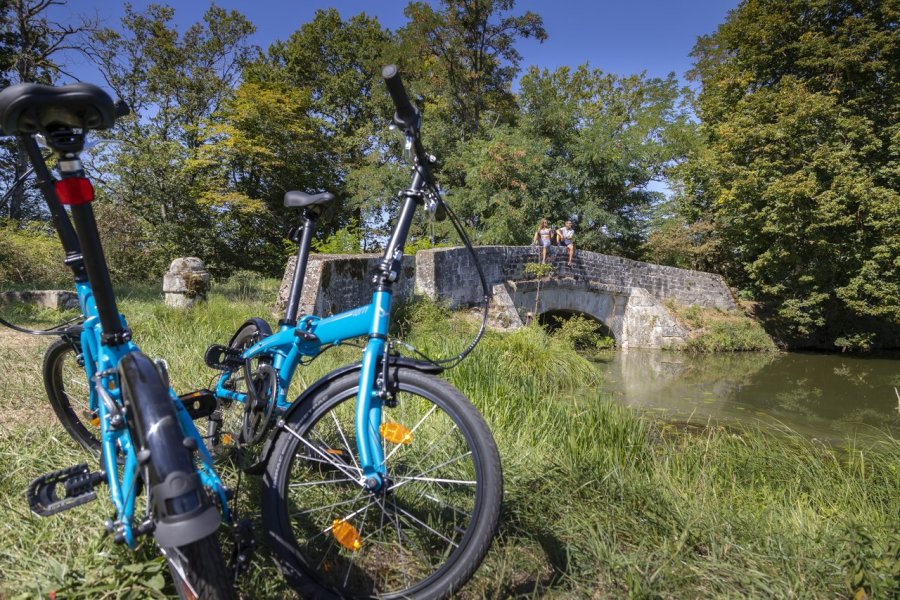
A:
<box><xmin>27</xmin><ymin>464</ymin><xmax>105</xmax><ymax>517</ymax></box>
<box><xmin>178</xmin><ymin>389</ymin><xmax>217</xmax><ymax>420</ymax></box>
<box><xmin>204</xmin><ymin>344</ymin><xmax>244</xmax><ymax>371</ymax></box>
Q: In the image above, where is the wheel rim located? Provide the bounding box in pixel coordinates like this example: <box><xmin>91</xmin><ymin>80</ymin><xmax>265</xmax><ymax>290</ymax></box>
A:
<box><xmin>280</xmin><ymin>383</ymin><xmax>483</xmax><ymax>598</ymax></box>
<box><xmin>54</xmin><ymin>344</ymin><xmax>100</xmax><ymax>450</ymax></box>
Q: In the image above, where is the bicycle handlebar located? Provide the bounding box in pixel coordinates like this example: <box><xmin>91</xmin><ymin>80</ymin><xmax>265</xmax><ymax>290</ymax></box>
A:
<box><xmin>114</xmin><ymin>99</ymin><xmax>130</xmax><ymax>119</ymax></box>
<box><xmin>382</xmin><ymin>65</ymin><xmax>418</xmax><ymax>131</ymax></box>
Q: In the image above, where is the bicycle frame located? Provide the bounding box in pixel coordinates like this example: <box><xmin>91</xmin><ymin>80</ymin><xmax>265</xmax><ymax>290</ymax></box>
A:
<box><xmin>75</xmin><ymin>278</ymin><xmax>230</xmax><ymax>546</ymax></box>
<box><xmin>19</xmin><ymin>131</ymin><xmax>230</xmax><ymax>547</ymax></box>
<box><xmin>217</xmin><ymin>290</ymin><xmax>393</xmax><ymax>483</ymax></box>
<box><xmin>216</xmin><ymin>171</ymin><xmax>431</xmax><ymax>490</ymax></box>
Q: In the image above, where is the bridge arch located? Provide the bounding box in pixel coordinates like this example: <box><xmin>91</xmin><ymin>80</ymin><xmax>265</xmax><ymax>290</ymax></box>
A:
<box><xmin>500</xmin><ymin>279</ymin><xmax>687</xmax><ymax>349</ymax></box>
<box><xmin>539</xmin><ymin>309</ymin><xmax>614</xmax><ymax>338</ymax></box>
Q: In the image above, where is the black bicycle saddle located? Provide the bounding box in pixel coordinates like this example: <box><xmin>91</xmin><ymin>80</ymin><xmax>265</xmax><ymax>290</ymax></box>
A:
<box><xmin>0</xmin><ymin>82</ymin><xmax>116</xmax><ymax>136</ymax></box>
<box><xmin>284</xmin><ymin>191</ymin><xmax>336</xmax><ymax>208</ymax></box>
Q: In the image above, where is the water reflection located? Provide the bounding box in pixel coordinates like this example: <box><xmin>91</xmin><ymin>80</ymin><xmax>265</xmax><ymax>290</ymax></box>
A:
<box><xmin>594</xmin><ymin>350</ymin><xmax>900</xmax><ymax>441</ymax></box>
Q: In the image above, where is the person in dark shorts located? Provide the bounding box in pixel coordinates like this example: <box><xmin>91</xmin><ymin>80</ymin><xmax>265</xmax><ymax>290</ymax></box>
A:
<box><xmin>557</xmin><ymin>220</ymin><xmax>575</xmax><ymax>265</ymax></box>
<box><xmin>533</xmin><ymin>218</ymin><xmax>553</xmax><ymax>262</ymax></box>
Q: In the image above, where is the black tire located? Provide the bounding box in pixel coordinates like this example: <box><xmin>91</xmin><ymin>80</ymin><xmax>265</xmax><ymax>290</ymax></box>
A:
<box><xmin>166</xmin><ymin>534</ymin><xmax>236</xmax><ymax>600</ymax></box>
<box><xmin>118</xmin><ymin>352</ymin><xmax>236</xmax><ymax>600</ymax></box>
<box><xmin>43</xmin><ymin>337</ymin><xmax>100</xmax><ymax>456</ymax></box>
<box><xmin>209</xmin><ymin>319</ymin><xmax>272</xmax><ymax>458</ymax></box>
<box><xmin>263</xmin><ymin>367</ymin><xmax>502</xmax><ymax>600</ymax></box>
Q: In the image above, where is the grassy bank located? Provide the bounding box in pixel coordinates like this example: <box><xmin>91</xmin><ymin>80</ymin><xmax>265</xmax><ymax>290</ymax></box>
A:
<box><xmin>0</xmin><ymin>282</ymin><xmax>897</xmax><ymax>598</ymax></box>
<box><xmin>666</xmin><ymin>301</ymin><xmax>777</xmax><ymax>353</ymax></box>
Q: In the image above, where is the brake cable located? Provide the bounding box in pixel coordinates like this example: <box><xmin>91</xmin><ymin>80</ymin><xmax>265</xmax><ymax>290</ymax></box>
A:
<box><xmin>0</xmin><ymin>314</ymin><xmax>83</xmax><ymax>336</ymax></box>
<box><xmin>390</xmin><ymin>165</ymin><xmax>491</xmax><ymax>370</ymax></box>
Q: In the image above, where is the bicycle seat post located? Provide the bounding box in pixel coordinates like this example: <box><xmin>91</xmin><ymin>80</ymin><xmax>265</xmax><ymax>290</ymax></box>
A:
<box><xmin>282</xmin><ymin>208</ymin><xmax>319</xmax><ymax>327</ymax></box>
<box><xmin>48</xmin><ymin>130</ymin><xmax>130</xmax><ymax>346</ymax></box>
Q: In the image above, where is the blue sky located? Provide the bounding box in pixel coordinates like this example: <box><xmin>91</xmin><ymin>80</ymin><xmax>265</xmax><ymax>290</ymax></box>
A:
<box><xmin>59</xmin><ymin>0</ymin><xmax>739</xmax><ymax>86</ymax></box>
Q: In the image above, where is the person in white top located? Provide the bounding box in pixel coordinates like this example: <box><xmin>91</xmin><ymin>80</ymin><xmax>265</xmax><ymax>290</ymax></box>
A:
<box><xmin>557</xmin><ymin>220</ymin><xmax>575</xmax><ymax>265</ymax></box>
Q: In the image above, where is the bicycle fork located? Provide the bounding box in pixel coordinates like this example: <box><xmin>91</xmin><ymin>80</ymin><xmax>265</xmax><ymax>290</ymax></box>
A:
<box><xmin>356</xmin><ymin>289</ymin><xmax>393</xmax><ymax>491</ymax></box>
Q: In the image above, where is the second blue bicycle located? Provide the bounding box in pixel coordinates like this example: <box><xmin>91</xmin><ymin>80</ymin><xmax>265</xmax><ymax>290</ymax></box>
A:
<box><xmin>204</xmin><ymin>65</ymin><xmax>503</xmax><ymax>599</ymax></box>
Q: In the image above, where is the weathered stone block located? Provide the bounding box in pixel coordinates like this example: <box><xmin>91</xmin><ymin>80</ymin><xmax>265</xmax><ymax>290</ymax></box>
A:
<box><xmin>0</xmin><ymin>290</ymin><xmax>78</xmax><ymax>310</ymax></box>
<box><xmin>163</xmin><ymin>257</ymin><xmax>209</xmax><ymax>308</ymax></box>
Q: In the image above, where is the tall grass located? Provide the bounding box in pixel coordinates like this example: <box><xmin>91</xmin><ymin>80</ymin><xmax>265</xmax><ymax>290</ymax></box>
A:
<box><xmin>0</xmin><ymin>288</ymin><xmax>896</xmax><ymax>598</ymax></box>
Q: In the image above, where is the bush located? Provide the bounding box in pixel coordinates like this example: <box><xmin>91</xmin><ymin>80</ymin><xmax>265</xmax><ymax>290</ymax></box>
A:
<box><xmin>0</xmin><ymin>221</ymin><xmax>69</xmax><ymax>286</ymax></box>
<box><xmin>668</xmin><ymin>302</ymin><xmax>776</xmax><ymax>352</ymax></box>
<box><xmin>550</xmin><ymin>314</ymin><xmax>615</xmax><ymax>353</ymax></box>
<box><xmin>93</xmin><ymin>202</ymin><xmax>168</xmax><ymax>282</ymax></box>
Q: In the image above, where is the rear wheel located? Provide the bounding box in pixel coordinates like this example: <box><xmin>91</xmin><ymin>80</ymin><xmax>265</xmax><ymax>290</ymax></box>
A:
<box><xmin>165</xmin><ymin>534</ymin><xmax>236</xmax><ymax>600</ymax></box>
<box><xmin>263</xmin><ymin>367</ymin><xmax>502</xmax><ymax>599</ymax></box>
<box><xmin>119</xmin><ymin>352</ymin><xmax>236</xmax><ymax>600</ymax></box>
<box><xmin>43</xmin><ymin>337</ymin><xmax>100</xmax><ymax>456</ymax></box>
<box><xmin>209</xmin><ymin>319</ymin><xmax>273</xmax><ymax>460</ymax></box>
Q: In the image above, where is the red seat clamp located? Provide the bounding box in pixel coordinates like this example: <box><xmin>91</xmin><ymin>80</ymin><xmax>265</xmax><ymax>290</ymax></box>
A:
<box><xmin>55</xmin><ymin>177</ymin><xmax>94</xmax><ymax>206</ymax></box>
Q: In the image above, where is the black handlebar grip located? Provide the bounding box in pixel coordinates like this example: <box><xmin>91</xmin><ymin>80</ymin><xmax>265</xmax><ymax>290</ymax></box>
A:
<box><xmin>382</xmin><ymin>64</ymin><xmax>418</xmax><ymax>128</ymax></box>
<box><xmin>114</xmin><ymin>99</ymin><xmax>130</xmax><ymax>119</ymax></box>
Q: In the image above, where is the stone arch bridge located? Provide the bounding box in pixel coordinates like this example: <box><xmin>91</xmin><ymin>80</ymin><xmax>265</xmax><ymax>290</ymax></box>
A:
<box><xmin>277</xmin><ymin>245</ymin><xmax>736</xmax><ymax>349</ymax></box>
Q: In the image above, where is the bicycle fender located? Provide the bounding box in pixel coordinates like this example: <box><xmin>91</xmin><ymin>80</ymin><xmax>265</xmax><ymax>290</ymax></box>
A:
<box><xmin>228</xmin><ymin>317</ymin><xmax>272</xmax><ymax>346</ymax></box>
<box><xmin>118</xmin><ymin>352</ymin><xmax>220</xmax><ymax>547</ymax></box>
<box><xmin>246</xmin><ymin>357</ymin><xmax>443</xmax><ymax>474</ymax></box>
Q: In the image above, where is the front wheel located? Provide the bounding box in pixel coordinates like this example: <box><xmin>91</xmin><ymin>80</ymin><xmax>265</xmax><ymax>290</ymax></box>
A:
<box><xmin>263</xmin><ymin>367</ymin><xmax>502</xmax><ymax>599</ymax></box>
<box><xmin>165</xmin><ymin>534</ymin><xmax>236</xmax><ymax>600</ymax></box>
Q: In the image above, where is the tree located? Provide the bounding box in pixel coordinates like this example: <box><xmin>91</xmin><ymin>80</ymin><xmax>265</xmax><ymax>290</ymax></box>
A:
<box><xmin>0</xmin><ymin>0</ymin><xmax>97</xmax><ymax>219</ymax></box>
<box><xmin>250</xmin><ymin>9</ymin><xmax>394</xmax><ymax>249</ymax></box>
<box><xmin>686</xmin><ymin>0</ymin><xmax>900</xmax><ymax>347</ymax></box>
<box><xmin>88</xmin><ymin>4</ymin><xmax>257</xmax><ymax>276</ymax></box>
<box><xmin>400</xmin><ymin>0</ymin><xmax>546</xmax><ymax>142</ymax></box>
<box><xmin>450</xmin><ymin>64</ymin><xmax>694</xmax><ymax>255</ymax></box>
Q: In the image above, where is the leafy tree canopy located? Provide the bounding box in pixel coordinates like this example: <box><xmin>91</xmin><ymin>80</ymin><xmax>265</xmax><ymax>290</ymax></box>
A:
<box><xmin>685</xmin><ymin>0</ymin><xmax>899</xmax><ymax>346</ymax></box>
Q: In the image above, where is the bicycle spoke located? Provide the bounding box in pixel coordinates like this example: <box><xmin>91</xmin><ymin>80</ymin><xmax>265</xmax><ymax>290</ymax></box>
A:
<box><xmin>283</xmin><ymin>425</ymin><xmax>364</xmax><ymax>485</ymax></box>
<box><xmin>289</xmin><ymin>476</ymin><xmax>357</xmax><ymax>488</ymax></box>
<box><xmin>289</xmin><ymin>490</ymin><xmax>364</xmax><ymax>518</ymax></box>
<box><xmin>382</xmin><ymin>403</ymin><xmax>438</xmax><ymax>465</ymax></box>
<box><xmin>392</xmin><ymin>504</ymin><xmax>459</xmax><ymax>548</ymax></box>
<box><xmin>330</xmin><ymin>410</ymin><xmax>361</xmax><ymax>472</ymax></box>
<box><xmin>388</xmin><ymin>451</ymin><xmax>473</xmax><ymax>492</ymax></box>
<box><xmin>342</xmin><ymin>500</ymin><xmax>370</xmax><ymax>589</ymax></box>
<box><xmin>394</xmin><ymin>475</ymin><xmax>477</xmax><ymax>485</ymax></box>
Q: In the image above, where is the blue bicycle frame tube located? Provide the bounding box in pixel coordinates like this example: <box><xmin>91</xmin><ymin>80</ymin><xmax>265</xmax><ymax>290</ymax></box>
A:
<box><xmin>75</xmin><ymin>279</ymin><xmax>230</xmax><ymax>547</ymax></box>
<box><xmin>215</xmin><ymin>290</ymin><xmax>395</xmax><ymax>486</ymax></box>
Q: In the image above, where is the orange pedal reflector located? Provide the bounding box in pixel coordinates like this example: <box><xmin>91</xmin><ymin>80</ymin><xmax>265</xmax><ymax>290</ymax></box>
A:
<box><xmin>90</xmin><ymin>416</ymin><xmax>100</xmax><ymax>427</ymax></box>
<box><xmin>222</xmin><ymin>434</ymin><xmax>234</xmax><ymax>446</ymax></box>
<box><xmin>380</xmin><ymin>422</ymin><xmax>412</xmax><ymax>445</ymax></box>
<box><xmin>332</xmin><ymin>519</ymin><xmax>362</xmax><ymax>551</ymax></box>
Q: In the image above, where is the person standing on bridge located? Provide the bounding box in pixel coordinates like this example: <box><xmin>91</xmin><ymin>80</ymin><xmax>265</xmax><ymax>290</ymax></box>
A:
<box><xmin>533</xmin><ymin>218</ymin><xmax>553</xmax><ymax>262</ymax></box>
<box><xmin>557</xmin><ymin>220</ymin><xmax>575</xmax><ymax>265</ymax></box>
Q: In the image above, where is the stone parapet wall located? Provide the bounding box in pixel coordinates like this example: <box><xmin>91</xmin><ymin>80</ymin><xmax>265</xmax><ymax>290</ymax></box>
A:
<box><xmin>276</xmin><ymin>253</ymin><xmax>415</xmax><ymax>317</ymax></box>
<box><xmin>275</xmin><ymin>246</ymin><xmax>736</xmax><ymax>348</ymax></box>
<box><xmin>415</xmin><ymin>245</ymin><xmax>736</xmax><ymax>311</ymax></box>
<box><xmin>0</xmin><ymin>290</ymin><xmax>78</xmax><ymax>310</ymax></box>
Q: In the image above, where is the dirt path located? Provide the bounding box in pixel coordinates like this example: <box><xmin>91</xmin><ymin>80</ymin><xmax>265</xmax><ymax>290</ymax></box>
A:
<box><xmin>0</xmin><ymin>326</ymin><xmax>58</xmax><ymax>434</ymax></box>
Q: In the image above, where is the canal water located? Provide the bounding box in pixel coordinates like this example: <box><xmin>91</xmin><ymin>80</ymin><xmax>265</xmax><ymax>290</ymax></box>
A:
<box><xmin>592</xmin><ymin>350</ymin><xmax>900</xmax><ymax>442</ymax></box>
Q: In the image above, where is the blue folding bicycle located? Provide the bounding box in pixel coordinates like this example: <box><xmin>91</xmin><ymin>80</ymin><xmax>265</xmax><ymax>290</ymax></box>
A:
<box><xmin>0</xmin><ymin>83</ymin><xmax>235</xmax><ymax>599</ymax></box>
<box><xmin>202</xmin><ymin>66</ymin><xmax>503</xmax><ymax>599</ymax></box>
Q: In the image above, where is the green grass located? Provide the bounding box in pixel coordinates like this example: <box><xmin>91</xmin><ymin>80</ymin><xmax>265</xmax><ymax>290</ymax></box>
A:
<box><xmin>0</xmin><ymin>288</ymin><xmax>897</xmax><ymax>598</ymax></box>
